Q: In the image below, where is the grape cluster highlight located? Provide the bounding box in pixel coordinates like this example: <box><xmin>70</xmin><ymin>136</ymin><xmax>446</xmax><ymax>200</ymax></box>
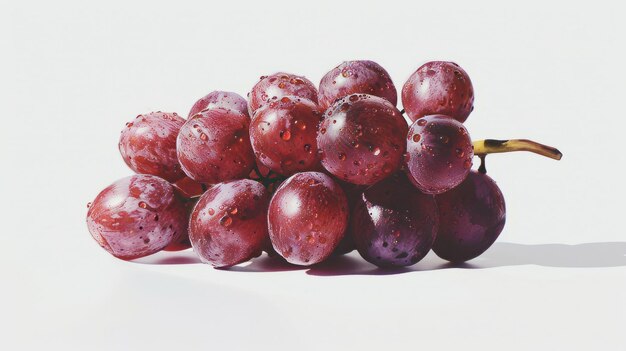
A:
<box><xmin>86</xmin><ymin>60</ymin><xmax>562</xmax><ymax>269</ymax></box>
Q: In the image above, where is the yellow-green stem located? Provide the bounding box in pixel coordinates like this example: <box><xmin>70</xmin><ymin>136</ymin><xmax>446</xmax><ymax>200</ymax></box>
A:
<box><xmin>473</xmin><ymin>139</ymin><xmax>562</xmax><ymax>160</ymax></box>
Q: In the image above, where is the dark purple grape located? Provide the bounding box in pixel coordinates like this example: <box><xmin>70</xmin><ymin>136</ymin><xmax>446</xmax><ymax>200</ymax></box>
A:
<box><xmin>332</xmin><ymin>180</ymin><xmax>366</xmax><ymax>255</ymax></box>
<box><xmin>248</xmin><ymin>73</ymin><xmax>318</xmax><ymax>116</ymax></box>
<box><xmin>405</xmin><ymin>115</ymin><xmax>473</xmax><ymax>194</ymax></box>
<box><xmin>250</xmin><ymin>96</ymin><xmax>323</xmax><ymax>176</ymax></box>
<box><xmin>119</xmin><ymin>112</ymin><xmax>186</xmax><ymax>182</ymax></box>
<box><xmin>317</xmin><ymin>94</ymin><xmax>408</xmax><ymax>185</ymax></box>
<box><xmin>351</xmin><ymin>174</ymin><xmax>438</xmax><ymax>268</ymax></box>
<box><xmin>318</xmin><ymin>60</ymin><xmax>397</xmax><ymax>110</ymax></box>
<box><xmin>268</xmin><ymin>172</ymin><xmax>348</xmax><ymax>265</ymax></box>
<box><xmin>189</xmin><ymin>179</ymin><xmax>270</xmax><ymax>267</ymax></box>
<box><xmin>188</xmin><ymin>91</ymin><xmax>249</xmax><ymax>118</ymax></box>
<box><xmin>86</xmin><ymin>175</ymin><xmax>188</xmax><ymax>260</ymax></box>
<box><xmin>402</xmin><ymin>61</ymin><xmax>474</xmax><ymax>123</ymax></box>
<box><xmin>177</xmin><ymin>108</ymin><xmax>255</xmax><ymax>184</ymax></box>
<box><xmin>433</xmin><ymin>171</ymin><xmax>506</xmax><ymax>262</ymax></box>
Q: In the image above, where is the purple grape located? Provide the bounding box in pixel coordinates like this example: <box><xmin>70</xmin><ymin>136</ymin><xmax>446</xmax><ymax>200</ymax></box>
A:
<box><xmin>189</xmin><ymin>179</ymin><xmax>270</xmax><ymax>267</ymax></box>
<box><xmin>433</xmin><ymin>171</ymin><xmax>506</xmax><ymax>262</ymax></box>
<box><xmin>405</xmin><ymin>115</ymin><xmax>473</xmax><ymax>194</ymax></box>
<box><xmin>119</xmin><ymin>112</ymin><xmax>186</xmax><ymax>183</ymax></box>
<box><xmin>188</xmin><ymin>91</ymin><xmax>249</xmax><ymax>118</ymax></box>
<box><xmin>86</xmin><ymin>175</ymin><xmax>188</xmax><ymax>260</ymax></box>
<box><xmin>249</xmin><ymin>96</ymin><xmax>323</xmax><ymax>176</ymax></box>
<box><xmin>248</xmin><ymin>73</ymin><xmax>318</xmax><ymax>117</ymax></box>
<box><xmin>317</xmin><ymin>94</ymin><xmax>408</xmax><ymax>185</ymax></box>
<box><xmin>176</xmin><ymin>108</ymin><xmax>255</xmax><ymax>184</ymax></box>
<box><xmin>351</xmin><ymin>174</ymin><xmax>438</xmax><ymax>268</ymax></box>
<box><xmin>318</xmin><ymin>60</ymin><xmax>397</xmax><ymax>110</ymax></box>
<box><xmin>268</xmin><ymin>172</ymin><xmax>348</xmax><ymax>265</ymax></box>
<box><xmin>402</xmin><ymin>61</ymin><xmax>474</xmax><ymax>123</ymax></box>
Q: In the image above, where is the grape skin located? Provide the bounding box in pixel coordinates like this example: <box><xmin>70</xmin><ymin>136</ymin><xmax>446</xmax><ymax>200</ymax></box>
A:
<box><xmin>247</xmin><ymin>73</ymin><xmax>318</xmax><ymax>117</ymax></box>
<box><xmin>405</xmin><ymin>114</ymin><xmax>473</xmax><ymax>194</ymax></box>
<box><xmin>250</xmin><ymin>96</ymin><xmax>323</xmax><ymax>176</ymax></box>
<box><xmin>177</xmin><ymin>108</ymin><xmax>255</xmax><ymax>184</ymax></box>
<box><xmin>433</xmin><ymin>171</ymin><xmax>506</xmax><ymax>262</ymax></box>
<box><xmin>86</xmin><ymin>175</ymin><xmax>188</xmax><ymax>260</ymax></box>
<box><xmin>119</xmin><ymin>112</ymin><xmax>186</xmax><ymax>182</ymax></box>
<box><xmin>189</xmin><ymin>179</ymin><xmax>270</xmax><ymax>267</ymax></box>
<box><xmin>318</xmin><ymin>60</ymin><xmax>397</xmax><ymax>110</ymax></box>
<box><xmin>188</xmin><ymin>91</ymin><xmax>249</xmax><ymax>118</ymax></box>
<box><xmin>317</xmin><ymin>94</ymin><xmax>408</xmax><ymax>186</ymax></box>
<box><xmin>268</xmin><ymin>172</ymin><xmax>348</xmax><ymax>265</ymax></box>
<box><xmin>351</xmin><ymin>174</ymin><xmax>439</xmax><ymax>268</ymax></box>
<box><xmin>402</xmin><ymin>61</ymin><xmax>474</xmax><ymax>123</ymax></box>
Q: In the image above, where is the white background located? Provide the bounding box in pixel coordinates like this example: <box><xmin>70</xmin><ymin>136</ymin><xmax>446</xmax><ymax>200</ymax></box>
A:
<box><xmin>2</xmin><ymin>0</ymin><xmax>625</xmax><ymax>349</ymax></box>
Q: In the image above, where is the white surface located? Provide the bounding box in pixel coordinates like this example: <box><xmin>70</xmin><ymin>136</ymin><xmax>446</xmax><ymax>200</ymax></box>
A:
<box><xmin>2</xmin><ymin>0</ymin><xmax>625</xmax><ymax>350</ymax></box>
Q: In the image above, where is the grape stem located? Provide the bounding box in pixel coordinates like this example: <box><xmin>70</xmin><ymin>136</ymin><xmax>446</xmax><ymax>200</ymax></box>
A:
<box><xmin>473</xmin><ymin>139</ymin><xmax>562</xmax><ymax>160</ymax></box>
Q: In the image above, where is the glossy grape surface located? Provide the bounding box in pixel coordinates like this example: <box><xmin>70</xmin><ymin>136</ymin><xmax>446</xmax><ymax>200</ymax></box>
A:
<box><xmin>433</xmin><ymin>171</ymin><xmax>506</xmax><ymax>262</ymax></box>
<box><xmin>177</xmin><ymin>108</ymin><xmax>255</xmax><ymax>184</ymax></box>
<box><xmin>189</xmin><ymin>179</ymin><xmax>270</xmax><ymax>267</ymax></box>
<box><xmin>119</xmin><ymin>112</ymin><xmax>186</xmax><ymax>182</ymax></box>
<box><xmin>351</xmin><ymin>174</ymin><xmax>438</xmax><ymax>268</ymax></box>
<box><xmin>86</xmin><ymin>175</ymin><xmax>188</xmax><ymax>259</ymax></box>
<box><xmin>250</xmin><ymin>96</ymin><xmax>323</xmax><ymax>176</ymax></box>
<box><xmin>317</xmin><ymin>94</ymin><xmax>408</xmax><ymax>185</ymax></box>
<box><xmin>188</xmin><ymin>91</ymin><xmax>249</xmax><ymax>118</ymax></box>
<box><xmin>247</xmin><ymin>73</ymin><xmax>318</xmax><ymax>116</ymax></box>
<box><xmin>402</xmin><ymin>61</ymin><xmax>474</xmax><ymax>123</ymax></box>
<box><xmin>318</xmin><ymin>60</ymin><xmax>397</xmax><ymax>110</ymax></box>
<box><xmin>268</xmin><ymin>172</ymin><xmax>348</xmax><ymax>265</ymax></box>
<box><xmin>171</xmin><ymin>176</ymin><xmax>206</xmax><ymax>199</ymax></box>
<box><xmin>405</xmin><ymin>115</ymin><xmax>473</xmax><ymax>194</ymax></box>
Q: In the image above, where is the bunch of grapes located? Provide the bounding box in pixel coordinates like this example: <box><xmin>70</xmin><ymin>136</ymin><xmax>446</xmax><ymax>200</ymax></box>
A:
<box><xmin>86</xmin><ymin>60</ymin><xmax>562</xmax><ymax>268</ymax></box>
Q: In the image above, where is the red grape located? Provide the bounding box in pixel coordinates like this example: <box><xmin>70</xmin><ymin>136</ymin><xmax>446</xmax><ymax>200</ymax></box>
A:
<box><xmin>188</xmin><ymin>91</ymin><xmax>249</xmax><ymax>118</ymax></box>
<box><xmin>119</xmin><ymin>112</ymin><xmax>186</xmax><ymax>182</ymax></box>
<box><xmin>250</xmin><ymin>96</ymin><xmax>323</xmax><ymax>176</ymax></box>
<box><xmin>318</xmin><ymin>60</ymin><xmax>397</xmax><ymax>110</ymax></box>
<box><xmin>317</xmin><ymin>94</ymin><xmax>408</xmax><ymax>185</ymax></box>
<box><xmin>189</xmin><ymin>179</ymin><xmax>270</xmax><ymax>267</ymax></box>
<box><xmin>402</xmin><ymin>61</ymin><xmax>474</xmax><ymax>123</ymax></box>
<box><xmin>405</xmin><ymin>115</ymin><xmax>473</xmax><ymax>194</ymax></box>
<box><xmin>177</xmin><ymin>108</ymin><xmax>255</xmax><ymax>184</ymax></box>
<box><xmin>433</xmin><ymin>171</ymin><xmax>506</xmax><ymax>262</ymax></box>
<box><xmin>86</xmin><ymin>175</ymin><xmax>188</xmax><ymax>260</ymax></box>
<box><xmin>351</xmin><ymin>173</ymin><xmax>438</xmax><ymax>267</ymax></box>
<box><xmin>268</xmin><ymin>172</ymin><xmax>348</xmax><ymax>265</ymax></box>
<box><xmin>247</xmin><ymin>73</ymin><xmax>318</xmax><ymax>116</ymax></box>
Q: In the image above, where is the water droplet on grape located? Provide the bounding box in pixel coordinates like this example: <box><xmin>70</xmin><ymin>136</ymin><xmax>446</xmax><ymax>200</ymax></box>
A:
<box><xmin>349</xmin><ymin>95</ymin><xmax>359</xmax><ymax>102</ymax></box>
<box><xmin>304</xmin><ymin>144</ymin><xmax>311</xmax><ymax>152</ymax></box>
<box><xmin>455</xmin><ymin>148</ymin><xmax>465</xmax><ymax>158</ymax></box>
<box><xmin>278</xmin><ymin>82</ymin><xmax>286</xmax><ymax>89</ymax></box>
<box><xmin>306</xmin><ymin>235</ymin><xmax>315</xmax><ymax>244</ymax></box>
<box><xmin>320</xmin><ymin>128</ymin><xmax>327</xmax><ymax>134</ymax></box>
<box><xmin>439</xmin><ymin>135</ymin><xmax>449</xmax><ymax>144</ymax></box>
<box><xmin>229</xmin><ymin>208</ymin><xmax>238</xmax><ymax>215</ymax></box>
<box><xmin>138</xmin><ymin>201</ymin><xmax>147</xmax><ymax>209</ymax></box>
<box><xmin>463</xmin><ymin>159</ymin><xmax>472</xmax><ymax>169</ymax></box>
<box><xmin>143</xmin><ymin>238</ymin><xmax>150</xmax><ymax>244</ymax></box>
<box><xmin>200</xmin><ymin>133</ymin><xmax>208</xmax><ymax>141</ymax></box>
<box><xmin>338</xmin><ymin>153</ymin><xmax>346</xmax><ymax>161</ymax></box>
<box><xmin>417</xmin><ymin>119</ymin><xmax>427</xmax><ymax>126</ymax></box>
<box><xmin>280</xmin><ymin>130</ymin><xmax>291</xmax><ymax>141</ymax></box>
<box><xmin>412</xmin><ymin>134</ymin><xmax>421</xmax><ymax>142</ymax></box>
<box><xmin>219</xmin><ymin>215</ymin><xmax>233</xmax><ymax>227</ymax></box>
<box><xmin>281</xmin><ymin>96</ymin><xmax>291</xmax><ymax>103</ymax></box>
<box><xmin>372</xmin><ymin>146</ymin><xmax>381</xmax><ymax>156</ymax></box>
<box><xmin>86</xmin><ymin>202</ymin><xmax>92</xmax><ymax>208</ymax></box>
